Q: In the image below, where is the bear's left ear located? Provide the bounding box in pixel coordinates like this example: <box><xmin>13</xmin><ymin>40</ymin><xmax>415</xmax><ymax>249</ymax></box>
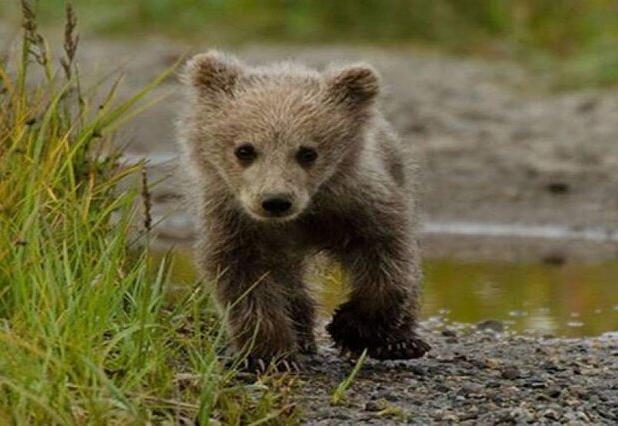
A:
<box><xmin>325</xmin><ymin>65</ymin><xmax>380</xmax><ymax>109</ymax></box>
<box><xmin>184</xmin><ymin>50</ymin><xmax>244</xmax><ymax>98</ymax></box>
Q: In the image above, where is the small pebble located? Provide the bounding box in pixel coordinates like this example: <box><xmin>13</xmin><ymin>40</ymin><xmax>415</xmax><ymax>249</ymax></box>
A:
<box><xmin>477</xmin><ymin>320</ymin><xmax>504</xmax><ymax>333</ymax></box>
<box><xmin>543</xmin><ymin>408</ymin><xmax>561</xmax><ymax>420</ymax></box>
<box><xmin>460</xmin><ymin>382</ymin><xmax>484</xmax><ymax>396</ymax></box>
<box><xmin>546</xmin><ymin>181</ymin><xmax>570</xmax><ymax>194</ymax></box>
<box><xmin>441</xmin><ymin>328</ymin><xmax>457</xmax><ymax>337</ymax></box>
<box><xmin>408</xmin><ymin>365</ymin><xmax>425</xmax><ymax>376</ymax></box>
<box><xmin>364</xmin><ymin>399</ymin><xmax>388</xmax><ymax>412</ymax></box>
<box><xmin>501</xmin><ymin>366</ymin><xmax>520</xmax><ymax>380</ymax></box>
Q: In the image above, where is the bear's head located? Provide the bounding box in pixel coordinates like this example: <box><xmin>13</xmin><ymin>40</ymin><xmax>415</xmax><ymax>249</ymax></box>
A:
<box><xmin>183</xmin><ymin>50</ymin><xmax>380</xmax><ymax>222</ymax></box>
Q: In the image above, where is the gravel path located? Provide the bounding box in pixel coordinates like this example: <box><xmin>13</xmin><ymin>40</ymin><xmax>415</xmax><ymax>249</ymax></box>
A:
<box><xmin>299</xmin><ymin>320</ymin><xmax>617</xmax><ymax>425</ymax></box>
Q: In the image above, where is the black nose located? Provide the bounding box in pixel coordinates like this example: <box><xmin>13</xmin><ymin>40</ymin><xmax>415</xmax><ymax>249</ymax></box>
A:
<box><xmin>261</xmin><ymin>195</ymin><xmax>292</xmax><ymax>215</ymax></box>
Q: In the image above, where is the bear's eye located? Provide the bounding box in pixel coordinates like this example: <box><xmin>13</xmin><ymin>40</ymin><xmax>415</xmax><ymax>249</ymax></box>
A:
<box><xmin>296</xmin><ymin>146</ymin><xmax>318</xmax><ymax>165</ymax></box>
<box><xmin>234</xmin><ymin>143</ymin><xmax>257</xmax><ymax>164</ymax></box>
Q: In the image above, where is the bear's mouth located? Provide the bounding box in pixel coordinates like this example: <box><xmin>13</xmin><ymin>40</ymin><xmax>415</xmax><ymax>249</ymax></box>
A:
<box><xmin>245</xmin><ymin>206</ymin><xmax>300</xmax><ymax>222</ymax></box>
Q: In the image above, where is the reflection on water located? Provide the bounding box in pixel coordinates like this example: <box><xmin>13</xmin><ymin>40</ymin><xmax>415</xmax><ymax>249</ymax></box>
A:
<box><xmin>161</xmin><ymin>251</ymin><xmax>618</xmax><ymax>338</ymax></box>
<box><xmin>422</xmin><ymin>259</ymin><xmax>618</xmax><ymax>337</ymax></box>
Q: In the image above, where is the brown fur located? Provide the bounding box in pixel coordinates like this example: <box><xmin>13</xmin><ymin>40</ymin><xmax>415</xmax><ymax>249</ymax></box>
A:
<box><xmin>177</xmin><ymin>51</ymin><xmax>429</xmax><ymax>369</ymax></box>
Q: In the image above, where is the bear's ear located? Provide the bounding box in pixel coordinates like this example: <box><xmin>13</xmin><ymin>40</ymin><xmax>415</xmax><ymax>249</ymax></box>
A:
<box><xmin>325</xmin><ymin>65</ymin><xmax>380</xmax><ymax>109</ymax></box>
<box><xmin>184</xmin><ymin>51</ymin><xmax>243</xmax><ymax>97</ymax></box>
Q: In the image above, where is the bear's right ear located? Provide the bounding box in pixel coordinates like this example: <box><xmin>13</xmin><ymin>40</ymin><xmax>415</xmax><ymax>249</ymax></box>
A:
<box><xmin>184</xmin><ymin>51</ymin><xmax>243</xmax><ymax>97</ymax></box>
<box><xmin>325</xmin><ymin>64</ymin><xmax>380</xmax><ymax>110</ymax></box>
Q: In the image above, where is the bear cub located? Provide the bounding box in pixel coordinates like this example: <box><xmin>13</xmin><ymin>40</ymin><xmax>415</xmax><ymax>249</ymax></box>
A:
<box><xmin>178</xmin><ymin>51</ymin><xmax>430</xmax><ymax>371</ymax></box>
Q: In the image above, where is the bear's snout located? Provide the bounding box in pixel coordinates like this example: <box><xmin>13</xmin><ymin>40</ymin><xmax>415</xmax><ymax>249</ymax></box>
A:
<box><xmin>261</xmin><ymin>193</ymin><xmax>293</xmax><ymax>216</ymax></box>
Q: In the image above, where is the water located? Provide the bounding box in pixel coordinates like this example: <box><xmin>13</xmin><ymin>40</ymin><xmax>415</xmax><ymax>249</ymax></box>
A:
<box><xmin>162</xmin><ymin>251</ymin><xmax>618</xmax><ymax>338</ymax></box>
<box><xmin>423</xmin><ymin>259</ymin><xmax>618</xmax><ymax>337</ymax></box>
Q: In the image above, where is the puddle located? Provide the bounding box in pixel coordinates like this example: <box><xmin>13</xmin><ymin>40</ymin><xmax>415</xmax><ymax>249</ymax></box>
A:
<box><xmin>159</xmin><ymin>251</ymin><xmax>618</xmax><ymax>338</ymax></box>
<box><xmin>422</xmin><ymin>259</ymin><xmax>618</xmax><ymax>337</ymax></box>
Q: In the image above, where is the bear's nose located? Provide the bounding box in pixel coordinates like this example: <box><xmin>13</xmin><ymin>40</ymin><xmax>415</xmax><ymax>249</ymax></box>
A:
<box><xmin>261</xmin><ymin>194</ymin><xmax>293</xmax><ymax>215</ymax></box>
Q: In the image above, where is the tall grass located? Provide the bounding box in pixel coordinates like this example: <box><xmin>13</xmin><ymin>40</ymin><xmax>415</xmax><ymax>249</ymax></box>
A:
<box><xmin>0</xmin><ymin>2</ymin><xmax>296</xmax><ymax>424</ymax></box>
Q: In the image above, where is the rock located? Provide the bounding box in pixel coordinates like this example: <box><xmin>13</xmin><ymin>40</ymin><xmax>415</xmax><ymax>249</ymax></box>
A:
<box><xmin>526</xmin><ymin>380</ymin><xmax>546</xmax><ymax>389</ymax></box>
<box><xmin>484</xmin><ymin>358</ymin><xmax>500</xmax><ymax>369</ymax></box>
<box><xmin>541</xmin><ymin>361</ymin><xmax>563</xmax><ymax>373</ymax></box>
<box><xmin>364</xmin><ymin>399</ymin><xmax>388</xmax><ymax>412</ymax></box>
<box><xmin>408</xmin><ymin>365</ymin><xmax>425</xmax><ymax>376</ymax></box>
<box><xmin>477</xmin><ymin>320</ymin><xmax>504</xmax><ymax>333</ymax></box>
<box><xmin>459</xmin><ymin>411</ymin><xmax>478</xmax><ymax>421</ymax></box>
<box><xmin>547</xmin><ymin>386</ymin><xmax>562</xmax><ymax>398</ymax></box>
<box><xmin>564</xmin><ymin>410</ymin><xmax>590</xmax><ymax>423</ymax></box>
<box><xmin>491</xmin><ymin>394</ymin><xmax>504</xmax><ymax>404</ymax></box>
<box><xmin>509</xmin><ymin>407</ymin><xmax>535</xmax><ymax>423</ymax></box>
<box><xmin>545</xmin><ymin>181</ymin><xmax>570</xmax><ymax>194</ymax></box>
<box><xmin>441</xmin><ymin>413</ymin><xmax>459</xmax><ymax>422</ymax></box>
<box><xmin>460</xmin><ymin>383</ymin><xmax>484</xmax><ymax>396</ymax></box>
<box><xmin>501</xmin><ymin>366</ymin><xmax>520</xmax><ymax>380</ymax></box>
<box><xmin>469</xmin><ymin>358</ymin><xmax>487</xmax><ymax>369</ymax></box>
<box><xmin>441</xmin><ymin>328</ymin><xmax>457</xmax><ymax>337</ymax></box>
<box><xmin>434</xmin><ymin>384</ymin><xmax>450</xmax><ymax>393</ymax></box>
<box><xmin>543</xmin><ymin>408</ymin><xmax>561</xmax><ymax>420</ymax></box>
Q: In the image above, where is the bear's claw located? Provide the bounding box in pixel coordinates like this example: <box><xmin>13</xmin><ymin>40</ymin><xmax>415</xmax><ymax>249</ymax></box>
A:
<box><xmin>241</xmin><ymin>355</ymin><xmax>302</xmax><ymax>374</ymax></box>
<box><xmin>368</xmin><ymin>335</ymin><xmax>431</xmax><ymax>360</ymax></box>
<box><xmin>298</xmin><ymin>339</ymin><xmax>318</xmax><ymax>356</ymax></box>
<box><xmin>334</xmin><ymin>334</ymin><xmax>430</xmax><ymax>360</ymax></box>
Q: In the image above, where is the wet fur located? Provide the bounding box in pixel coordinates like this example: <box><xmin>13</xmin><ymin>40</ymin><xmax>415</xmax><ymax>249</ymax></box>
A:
<box><xmin>177</xmin><ymin>51</ymin><xmax>429</xmax><ymax>368</ymax></box>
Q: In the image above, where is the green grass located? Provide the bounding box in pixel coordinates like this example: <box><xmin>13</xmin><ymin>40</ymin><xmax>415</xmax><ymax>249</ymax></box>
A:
<box><xmin>330</xmin><ymin>349</ymin><xmax>367</xmax><ymax>406</ymax></box>
<box><xmin>0</xmin><ymin>3</ymin><xmax>297</xmax><ymax>424</ymax></box>
<box><xmin>1</xmin><ymin>0</ymin><xmax>616</xmax><ymax>88</ymax></box>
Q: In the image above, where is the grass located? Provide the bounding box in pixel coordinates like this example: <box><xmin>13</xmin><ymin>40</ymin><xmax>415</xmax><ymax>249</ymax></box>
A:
<box><xmin>0</xmin><ymin>0</ymin><xmax>616</xmax><ymax>88</ymax></box>
<box><xmin>330</xmin><ymin>350</ymin><xmax>367</xmax><ymax>406</ymax></box>
<box><xmin>0</xmin><ymin>2</ymin><xmax>297</xmax><ymax>424</ymax></box>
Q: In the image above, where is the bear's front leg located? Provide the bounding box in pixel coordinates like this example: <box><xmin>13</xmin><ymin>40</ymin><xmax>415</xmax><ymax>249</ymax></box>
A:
<box><xmin>202</xmin><ymin>229</ymin><xmax>303</xmax><ymax>372</ymax></box>
<box><xmin>289</xmin><ymin>284</ymin><xmax>318</xmax><ymax>355</ymax></box>
<box><xmin>326</xmin><ymin>209</ymin><xmax>430</xmax><ymax>360</ymax></box>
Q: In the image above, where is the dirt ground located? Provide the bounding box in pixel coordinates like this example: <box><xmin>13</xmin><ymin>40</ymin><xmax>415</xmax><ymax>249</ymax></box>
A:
<box><xmin>81</xmin><ymin>39</ymin><xmax>618</xmax><ymax>262</ymax></box>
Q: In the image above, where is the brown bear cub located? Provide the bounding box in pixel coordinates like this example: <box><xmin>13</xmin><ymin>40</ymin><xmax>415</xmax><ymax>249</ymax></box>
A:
<box><xmin>177</xmin><ymin>51</ymin><xmax>430</xmax><ymax>371</ymax></box>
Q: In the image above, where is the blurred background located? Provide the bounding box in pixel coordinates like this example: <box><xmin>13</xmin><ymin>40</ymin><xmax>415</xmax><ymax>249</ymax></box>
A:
<box><xmin>1</xmin><ymin>0</ymin><xmax>617</xmax><ymax>87</ymax></box>
<box><xmin>1</xmin><ymin>1</ymin><xmax>616</xmax><ymax>335</ymax></box>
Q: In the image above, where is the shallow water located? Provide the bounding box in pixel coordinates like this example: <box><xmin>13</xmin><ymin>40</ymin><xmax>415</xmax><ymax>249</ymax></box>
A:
<box><xmin>161</xmin><ymin>251</ymin><xmax>618</xmax><ymax>338</ymax></box>
<box><xmin>422</xmin><ymin>259</ymin><xmax>618</xmax><ymax>337</ymax></box>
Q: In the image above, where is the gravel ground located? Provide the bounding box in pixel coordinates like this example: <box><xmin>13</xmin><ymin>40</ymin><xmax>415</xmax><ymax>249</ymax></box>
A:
<box><xmin>298</xmin><ymin>319</ymin><xmax>617</xmax><ymax>425</ymax></box>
